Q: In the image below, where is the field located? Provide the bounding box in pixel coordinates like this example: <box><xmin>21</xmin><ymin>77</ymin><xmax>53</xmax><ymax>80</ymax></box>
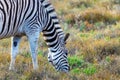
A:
<box><xmin>0</xmin><ymin>0</ymin><xmax>120</xmax><ymax>80</ymax></box>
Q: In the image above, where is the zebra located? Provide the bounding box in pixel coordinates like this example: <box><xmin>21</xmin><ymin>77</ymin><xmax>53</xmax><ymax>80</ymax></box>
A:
<box><xmin>0</xmin><ymin>0</ymin><xmax>70</xmax><ymax>72</ymax></box>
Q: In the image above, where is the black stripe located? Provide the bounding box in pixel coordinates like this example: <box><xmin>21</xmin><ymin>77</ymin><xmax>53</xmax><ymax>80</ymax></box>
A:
<box><xmin>40</xmin><ymin>0</ymin><xmax>45</xmax><ymax>3</ymax></box>
<box><xmin>57</xmin><ymin>31</ymin><xmax>63</xmax><ymax>35</ymax></box>
<box><xmin>51</xmin><ymin>16</ymin><xmax>58</xmax><ymax>20</ymax></box>
<box><xmin>39</xmin><ymin>6</ymin><xmax>44</xmax><ymax>22</ymax></box>
<box><xmin>50</xmin><ymin>42</ymin><xmax>60</xmax><ymax>52</ymax></box>
<box><xmin>53</xmin><ymin>50</ymin><xmax>62</xmax><ymax>58</ymax></box>
<box><xmin>54</xmin><ymin>22</ymin><xmax>60</xmax><ymax>25</ymax></box>
<box><xmin>5</xmin><ymin>0</ymin><xmax>12</xmax><ymax>36</ymax></box>
<box><xmin>44</xmin><ymin>16</ymin><xmax>52</xmax><ymax>30</ymax></box>
<box><xmin>63</xmin><ymin>54</ymin><xmax>67</xmax><ymax>59</ymax></box>
<box><xmin>61</xmin><ymin>64</ymin><xmax>69</xmax><ymax>70</ymax></box>
<box><xmin>16</xmin><ymin>0</ymin><xmax>24</xmax><ymax>27</ymax></box>
<box><xmin>62</xmin><ymin>67</ymin><xmax>69</xmax><ymax>71</ymax></box>
<box><xmin>54</xmin><ymin>41</ymin><xmax>60</xmax><ymax>49</ymax></box>
<box><xmin>47</xmin><ymin>22</ymin><xmax>54</xmax><ymax>31</ymax></box>
<box><xmin>43</xmin><ymin>27</ymin><xmax>54</xmax><ymax>35</ymax></box>
<box><xmin>59</xmin><ymin>60</ymin><xmax>68</xmax><ymax>66</ymax></box>
<box><xmin>58</xmin><ymin>60</ymin><xmax>68</xmax><ymax>70</ymax></box>
<box><xmin>54</xmin><ymin>58</ymin><xmax>63</xmax><ymax>68</ymax></box>
<box><xmin>43</xmin><ymin>27</ymin><xmax>55</xmax><ymax>36</ymax></box>
<box><xmin>45</xmin><ymin>32</ymin><xmax>57</xmax><ymax>42</ymax></box>
<box><xmin>44</xmin><ymin>3</ymin><xmax>51</xmax><ymax>8</ymax></box>
<box><xmin>48</xmin><ymin>39</ymin><xmax>58</xmax><ymax>47</ymax></box>
<box><xmin>17</xmin><ymin>0</ymin><xmax>26</xmax><ymax>27</ymax></box>
<box><xmin>55</xmin><ymin>58</ymin><xmax>65</xmax><ymax>69</ymax></box>
<box><xmin>4</xmin><ymin>0</ymin><xmax>9</xmax><ymax>12</ymax></box>
<box><xmin>23</xmin><ymin>0</ymin><xmax>30</xmax><ymax>20</ymax></box>
<box><xmin>26</xmin><ymin>0</ymin><xmax>35</xmax><ymax>20</ymax></box>
<box><xmin>13</xmin><ymin>0</ymin><xmax>18</xmax><ymax>31</ymax></box>
<box><xmin>48</xmin><ymin>9</ymin><xmax>55</xmax><ymax>13</ymax></box>
<box><xmin>0</xmin><ymin>3</ymin><xmax>6</xmax><ymax>34</ymax></box>
<box><xmin>53</xmin><ymin>52</ymin><xmax>63</xmax><ymax>61</ymax></box>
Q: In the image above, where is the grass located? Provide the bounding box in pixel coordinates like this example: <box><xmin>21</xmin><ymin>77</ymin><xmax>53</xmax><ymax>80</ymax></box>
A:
<box><xmin>83</xmin><ymin>64</ymin><xmax>97</xmax><ymax>75</ymax></box>
<box><xmin>0</xmin><ymin>0</ymin><xmax>120</xmax><ymax>80</ymax></box>
<box><xmin>68</xmin><ymin>55</ymin><xmax>84</xmax><ymax>69</ymax></box>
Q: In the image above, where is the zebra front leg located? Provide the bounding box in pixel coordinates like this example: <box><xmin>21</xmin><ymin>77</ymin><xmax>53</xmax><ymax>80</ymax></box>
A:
<box><xmin>9</xmin><ymin>36</ymin><xmax>21</xmax><ymax>70</ymax></box>
<box><xmin>27</xmin><ymin>32</ymin><xmax>39</xmax><ymax>70</ymax></box>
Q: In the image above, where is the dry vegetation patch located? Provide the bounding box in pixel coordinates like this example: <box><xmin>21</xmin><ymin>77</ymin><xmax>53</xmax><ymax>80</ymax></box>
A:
<box><xmin>0</xmin><ymin>0</ymin><xmax>120</xmax><ymax>79</ymax></box>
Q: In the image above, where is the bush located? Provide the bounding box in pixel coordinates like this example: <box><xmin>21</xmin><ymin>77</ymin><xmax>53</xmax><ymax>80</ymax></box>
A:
<box><xmin>80</xmin><ymin>9</ymin><xmax>120</xmax><ymax>24</ymax></box>
<box><xmin>64</xmin><ymin>13</ymin><xmax>76</xmax><ymax>24</ymax></box>
<box><xmin>69</xmin><ymin>0</ymin><xmax>93</xmax><ymax>8</ymax></box>
<box><xmin>83</xmin><ymin>64</ymin><xmax>97</xmax><ymax>75</ymax></box>
<box><xmin>68</xmin><ymin>56</ymin><xmax>84</xmax><ymax>69</ymax></box>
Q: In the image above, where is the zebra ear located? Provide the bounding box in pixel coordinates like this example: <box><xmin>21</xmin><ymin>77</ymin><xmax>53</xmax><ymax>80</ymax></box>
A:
<box><xmin>64</xmin><ymin>33</ymin><xmax>70</xmax><ymax>42</ymax></box>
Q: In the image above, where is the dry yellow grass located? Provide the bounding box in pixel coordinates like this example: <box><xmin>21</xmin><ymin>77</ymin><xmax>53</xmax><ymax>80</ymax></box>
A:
<box><xmin>0</xmin><ymin>0</ymin><xmax>120</xmax><ymax>80</ymax></box>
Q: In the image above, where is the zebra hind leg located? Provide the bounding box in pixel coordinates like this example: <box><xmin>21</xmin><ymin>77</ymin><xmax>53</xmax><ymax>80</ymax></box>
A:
<box><xmin>9</xmin><ymin>36</ymin><xmax>21</xmax><ymax>71</ymax></box>
<box><xmin>27</xmin><ymin>32</ymin><xmax>39</xmax><ymax>70</ymax></box>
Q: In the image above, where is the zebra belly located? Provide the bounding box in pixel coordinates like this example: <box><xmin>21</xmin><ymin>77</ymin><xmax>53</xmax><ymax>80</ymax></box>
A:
<box><xmin>0</xmin><ymin>30</ymin><xmax>25</xmax><ymax>39</ymax></box>
<box><xmin>0</xmin><ymin>24</ymin><xmax>25</xmax><ymax>39</ymax></box>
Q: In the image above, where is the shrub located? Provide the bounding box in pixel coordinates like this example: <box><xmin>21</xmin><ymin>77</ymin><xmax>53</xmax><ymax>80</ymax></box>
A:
<box><xmin>68</xmin><ymin>55</ymin><xmax>84</xmax><ymax>69</ymax></box>
<box><xmin>80</xmin><ymin>9</ymin><xmax>120</xmax><ymax>24</ymax></box>
<box><xmin>69</xmin><ymin>0</ymin><xmax>93</xmax><ymax>8</ymax></box>
<box><xmin>71</xmin><ymin>68</ymin><xmax>81</xmax><ymax>74</ymax></box>
<box><xmin>64</xmin><ymin>13</ymin><xmax>76</xmax><ymax>24</ymax></box>
<box><xmin>83</xmin><ymin>64</ymin><xmax>97</xmax><ymax>75</ymax></box>
<box><xmin>110</xmin><ymin>0</ymin><xmax>120</xmax><ymax>4</ymax></box>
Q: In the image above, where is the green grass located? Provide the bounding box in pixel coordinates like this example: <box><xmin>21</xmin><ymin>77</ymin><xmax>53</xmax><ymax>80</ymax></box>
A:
<box><xmin>68</xmin><ymin>55</ymin><xmax>84</xmax><ymax>69</ymax></box>
<box><xmin>68</xmin><ymin>56</ymin><xmax>97</xmax><ymax>75</ymax></box>
<box><xmin>83</xmin><ymin>64</ymin><xmax>97</xmax><ymax>75</ymax></box>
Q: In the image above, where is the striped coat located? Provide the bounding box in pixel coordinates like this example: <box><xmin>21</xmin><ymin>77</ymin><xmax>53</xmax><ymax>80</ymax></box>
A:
<box><xmin>0</xmin><ymin>0</ymin><xmax>70</xmax><ymax>72</ymax></box>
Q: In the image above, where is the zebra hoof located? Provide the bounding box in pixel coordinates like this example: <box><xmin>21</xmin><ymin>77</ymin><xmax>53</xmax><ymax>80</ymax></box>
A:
<box><xmin>33</xmin><ymin>67</ymin><xmax>39</xmax><ymax>71</ymax></box>
<box><xmin>9</xmin><ymin>66</ymin><xmax>15</xmax><ymax>71</ymax></box>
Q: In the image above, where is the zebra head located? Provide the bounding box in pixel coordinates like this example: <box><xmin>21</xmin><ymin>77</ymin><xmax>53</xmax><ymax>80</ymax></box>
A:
<box><xmin>48</xmin><ymin>33</ymin><xmax>70</xmax><ymax>72</ymax></box>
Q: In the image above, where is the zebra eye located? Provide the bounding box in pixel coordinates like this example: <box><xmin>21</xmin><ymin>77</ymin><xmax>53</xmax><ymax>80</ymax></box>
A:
<box><xmin>65</xmin><ymin>52</ymin><xmax>68</xmax><ymax>56</ymax></box>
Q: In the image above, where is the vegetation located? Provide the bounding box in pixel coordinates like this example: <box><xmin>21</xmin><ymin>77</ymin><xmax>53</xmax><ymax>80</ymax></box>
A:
<box><xmin>0</xmin><ymin>0</ymin><xmax>120</xmax><ymax>80</ymax></box>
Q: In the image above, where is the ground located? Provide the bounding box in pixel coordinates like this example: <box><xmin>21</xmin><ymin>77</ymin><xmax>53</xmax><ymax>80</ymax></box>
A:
<box><xmin>0</xmin><ymin>0</ymin><xmax>120</xmax><ymax>80</ymax></box>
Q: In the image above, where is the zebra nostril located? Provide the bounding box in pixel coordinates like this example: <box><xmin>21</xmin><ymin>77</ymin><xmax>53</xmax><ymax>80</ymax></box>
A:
<box><xmin>49</xmin><ymin>60</ymin><xmax>54</xmax><ymax>65</ymax></box>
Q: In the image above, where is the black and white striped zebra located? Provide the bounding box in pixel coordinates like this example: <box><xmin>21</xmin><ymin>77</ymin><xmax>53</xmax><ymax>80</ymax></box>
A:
<box><xmin>0</xmin><ymin>0</ymin><xmax>70</xmax><ymax>72</ymax></box>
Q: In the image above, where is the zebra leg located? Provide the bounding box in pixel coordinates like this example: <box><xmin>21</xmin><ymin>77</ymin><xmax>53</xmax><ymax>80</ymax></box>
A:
<box><xmin>9</xmin><ymin>36</ymin><xmax>21</xmax><ymax>70</ymax></box>
<box><xmin>27</xmin><ymin>32</ymin><xmax>39</xmax><ymax>70</ymax></box>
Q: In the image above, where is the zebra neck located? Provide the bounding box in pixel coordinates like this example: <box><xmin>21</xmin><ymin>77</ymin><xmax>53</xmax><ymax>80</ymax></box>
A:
<box><xmin>41</xmin><ymin>0</ymin><xmax>65</xmax><ymax>51</ymax></box>
<box><xmin>41</xmin><ymin>0</ymin><xmax>64</xmax><ymax>38</ymax></box>
<box><xmin>42</xmin><ymin>19</ymin><xmax>63</xmax><ymax>52</ymax></box>
<box><xmin>42</xmin><ymin>26</ymin><xmax>62</xmax><ymax>51</ymax></box>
